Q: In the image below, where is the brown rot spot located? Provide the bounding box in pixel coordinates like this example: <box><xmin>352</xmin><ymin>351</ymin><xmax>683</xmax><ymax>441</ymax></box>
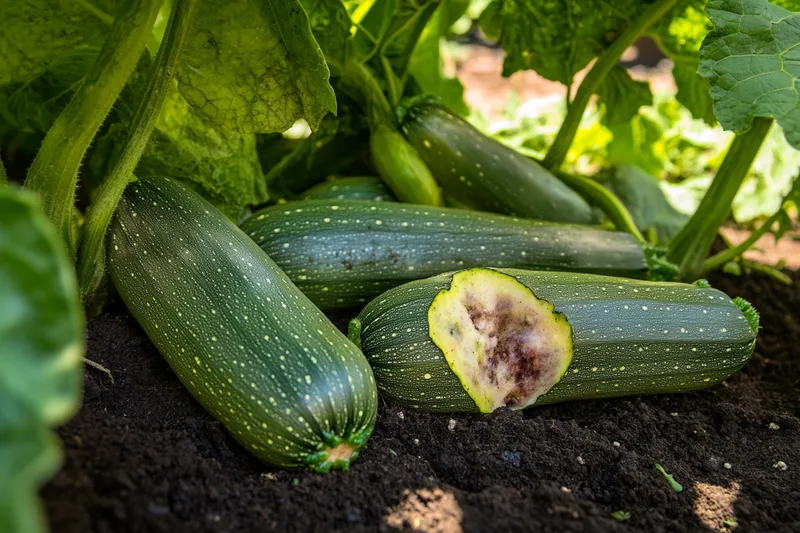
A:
<box><xmin>463</xmin><ymin>295</ymin><xmax>542</xmax><ymax>407</ymax></box>
<box><xmin>428</xmin><ymin>268</ymin><xmax>573</xmax><ymax>413</ymax></box>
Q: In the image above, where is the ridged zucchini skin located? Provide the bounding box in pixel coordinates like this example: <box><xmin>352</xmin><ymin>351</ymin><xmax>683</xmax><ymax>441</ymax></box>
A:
<box><xmin>354</xmin><ymin>269</ymin><xmax>756</xmax><ymax>412</ymax></box>
<box><xmin>400</xmin><ymin>102</ymin><xmax>594</xmax><ymax>224</ymax></box>
<box><xmin>240</xmin><ymin>200</ymin><xmax>649</xmax><ymax>310</ymax></box>
<box><xmin>108</xmin><ymin>177</ymin><xmax>377</xmax><ymax>471</ymax></box>
<box><xmin>301</xmin><ymin>177</ymin><xmax>396</xmax><ymax>202</ymax></box>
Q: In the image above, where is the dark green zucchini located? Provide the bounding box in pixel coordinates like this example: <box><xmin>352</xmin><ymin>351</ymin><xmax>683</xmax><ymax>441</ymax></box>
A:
<box><xmin>108</xmin><ymin>177</ymin><xmax>377</xmax><ymax>471</ymax></box>
<box><xmin>352</xmin><ymin>268</ymin><xmax>757</xmax><ymax>412</ymax></box>
<box><xmin>371</xmin><ymin>125</ymin><xmax>442</xmax><ymax>206</ymax></box>
<box><xmin>301</xmin><ymin>177</ymin><xmax>396</xmax><ymax>202</ymax></box>
<box><xmin>399</xmin><ymin>101</ymin><xmax>594</xmax><ymax>223</ymax></box>
<box><xmin>240</xmin><ymin>200</ymin><xmax>649</xmax><ymax>310</ymax></box>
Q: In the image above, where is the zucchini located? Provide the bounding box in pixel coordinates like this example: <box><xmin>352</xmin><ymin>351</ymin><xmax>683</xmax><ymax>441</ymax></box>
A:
<box><xmin>302</xmin><ymin>177</ymin><xmax>395</xmax><ymax>202</ymax></box>
<box><xmin>399</xmin><ymin>101</ymin><xmax>594</xmax><ymax>223</ymax></box>
<box><xmin>108</xmin><ymin>177</ymin><xmax>377</xmax><ymax>471</ymax></box>
<box><xmin>240</xmin><ymin>200</ymin><xmax>649</xmax><ymax>310</ymax></box>
<box><xmin>371</xmin><ymin>125</ymin><xmax>442</xmax><ymax>206</ymax></box>
<box><xmin>352</xmin><ymin>268</ymin><xmax>757</xmax><ymax>412</ymax></box>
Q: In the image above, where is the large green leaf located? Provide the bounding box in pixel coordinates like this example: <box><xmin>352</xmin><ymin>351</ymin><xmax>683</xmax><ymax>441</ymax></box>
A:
<box><xmin>0</xmin><ymin>187</ymin><xmax>84</xmax><ymax>533</ymax></box>
<box><xmin>178</xmin><ymin>0</ymin><xmax>337</xmax><ymax>133</ymax></box>
<box><xmin>602</xmin><ymin>165</ymin><xmax>689</xmax><ymax>244</ymax></box>
<box><xmin>479</xmin><ymin>0</ymin><xmax>660</xmax><ymax>85</ymax></box>
<box><xmin>699</xmin><ymin>0</ymin><xmax>800</xmax><ymax>148</ymax></box>
<box><xmin>0</xmin><ymin>0</ymin><xmax>112</xmax><ymax>86</ymax></box>
<box><xmin>92</xmin><ymin>85</ymin><xmax>266</xmax><ymax>219</ymax></box>
<box><xmin>299</xmin><ymin>0</ymin><xmax>353</xmax><ymax>64</ymax></box>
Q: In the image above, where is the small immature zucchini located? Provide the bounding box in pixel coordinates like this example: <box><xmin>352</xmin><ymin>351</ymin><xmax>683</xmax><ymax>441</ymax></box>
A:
<box><xmin>370</xmin><ymin>125</ymin><xmax>442</xmax><ymax>206</ymax></box>
<box><xmin>353</xmin><ymin>268</ymin><xmax>757</xmax><ymax>412</ymax></box>
<box><xmin>301</xmin><ymin>177</ymin><xmax>396</xmax><ymax>202</ymax></box>
<box><xmin>399</xmin><ymin>101</ymin><xmax>594</xmax><ymax>223</ymax></box>
<box><xmin>240</xmin><ymin>200</ymin><xmax>649</xmax><ymax>310</ymax></box>
<box><xmin>108</xmin><ymin>177</ymin><xmax>378</xmax><ymax>471</ymax></box>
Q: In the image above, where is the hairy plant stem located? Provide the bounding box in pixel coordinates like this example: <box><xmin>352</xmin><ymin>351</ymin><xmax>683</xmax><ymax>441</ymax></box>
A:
<box><xmin>541</xmin><ymin>0</ymin><xmax>679</xmax><ymax>171</ymax></box>
<box><xmin>23</xmin><ymin>0</ymin><xmax>161</xmax><ymax>251</ymax></box>
<box><xmin>0</xmin><ymin>155</ymin><xmax>7</xmax><ymax>186</ymax></box>
<box><xmin>668</xmin><ymin>117</ymin><xmax>773</xmax><ymax>281</ymax></box>
<box><xmin>76</xmin><ymin>0</ymin><xmax>200</xmax><ymax>306</ymax></box>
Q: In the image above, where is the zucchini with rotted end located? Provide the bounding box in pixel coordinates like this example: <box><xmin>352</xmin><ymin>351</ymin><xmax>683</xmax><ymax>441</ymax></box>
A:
<box><xmin>240</xmin><ymin>200</ymin><xmax>649</xmax><ymax>310</ymax></box>
<box><xmin>108</xmin><ymin>176</ymin><xmax>377</xmax><ymax>471</ymax></box>
<box><xmin>302</xmin><ymin>177</ymin><xmax>396</xmax><ymax>202</ymax></box>
<box><xmin>352</xmin><ymin>268</ymin><xmax>757</xmax><ymax>412</ymax></box>
<box><xmin>399</xmin><ymin>101</ymin><xmax>594</xmax><ymax>223</ymax></box>
<box><xmin>371</xmin><ymin>125</ymin><xmax>442</xmax><ymax>206</ymax></box>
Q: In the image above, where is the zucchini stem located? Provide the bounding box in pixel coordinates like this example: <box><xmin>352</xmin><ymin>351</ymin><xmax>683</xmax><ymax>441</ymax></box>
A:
<box><xmin>701</xmin><ymin>211</ymin><xmax>781</xmax><ymax>275</ymax></box>
<box><xmin>554</xmin><ymin>170</ymin><xmax>645</xmax><ymax>243</ymax></box>
<box><xmin>338</xmin><ymin>60</ymin><xmax>395</xmax><ymax>130</ymax></box>
<box><xmin>667</xmin><ymin>117</ymin><xmax>773</xmax><ymax>281</ymax></box>
<box><xmin>23</xmin><ymin>0</ymin><xmax>161</xmax><ymax>250</ymax></box>
<box><xmin>348</xmin><ymin>319</ymin><xmax>363</xmax><ymax>350</ymax></box>
<box><xmin>541</xmin><ymin>0</ymin><xmax>679</xmax><ymax>171</ymax></box>
<box><xmin>76</xmin><ymin>0</ymin><xmax>200</xmax><ymax>306</ymax></box>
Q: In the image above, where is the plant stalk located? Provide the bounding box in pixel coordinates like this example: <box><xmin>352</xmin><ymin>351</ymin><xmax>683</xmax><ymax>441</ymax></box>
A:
<box><xmin>77</xmin><ymin>0</ymin><xmax>200</xmax><ymax>304</ymax></box>
<box><xmin>541</xmin><ymin>0</ymin><xmax>679</xmax><ymax>171</ymax></box>
<box><xmin>338</xmin><ymin>60</ymin><xmax>395</xmax><ymax>130</ymax></box>
<box><xmin>554</xmin><ymin>170</ymin><xmax>645</xmax><ymax>243</ymax></box>
<box><xmin>23</xmin><ymin>0</ymin><xmax>161</xmax><ymax>250</ymax></box>
<box><xmin>700</xmin><ymin>211</ymin><xmax>781</xmax><ymax>275</ymax></box>
<box><xmin>667</xmin><ymin>117</ymin><xmax>773</xmax><ymax>280</ymax></box>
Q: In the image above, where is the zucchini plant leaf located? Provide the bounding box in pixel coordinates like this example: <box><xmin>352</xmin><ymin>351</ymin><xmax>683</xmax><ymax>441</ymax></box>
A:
<box><xmin>178</xmin><ymin>0</ymin><xmax>337</xmax><ymax>133</ymax></box>
<box><xmin>0</xmin><ymin>187</ymin><xmax>84</xmax><ymax>533</ymax></box>
<box><xmin>596</xmin><ymin>66</ymin><xmax>654</xmax><ymax>126</ymax></box>
<box><xmin>299</xmin><ymin>0</ymin><xmax>354</xmax><ymax>64</ymax></box>
<box><xmin>699</xmin><ymin>0</ymin><xmax>800</xmax><ymax>149</ymax></box>
<box><xmin>0</xmin><ymin>0</ymin><xmax>114</xmax><ymax>86</ymax></box>
<box><xmin>479</xmin><ymin>0</ymin><xmax>661</xmax><ymax>85</ymax></box>
<box><xmin>92</xmin><ymin>84</ymin><xmax>266</xmax><ymax>219</ymax></box>
<box><xmin>601</xmin><ymin>165</ymin><xmax>689</xmax><ymax>244</ymax></box>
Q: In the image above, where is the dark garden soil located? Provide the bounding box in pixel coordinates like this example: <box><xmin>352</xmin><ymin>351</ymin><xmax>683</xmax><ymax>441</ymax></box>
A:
<box><xmin>43</xmin><ymin>270</ymin><xmax>800</xmax><ymax>533</ymax></box>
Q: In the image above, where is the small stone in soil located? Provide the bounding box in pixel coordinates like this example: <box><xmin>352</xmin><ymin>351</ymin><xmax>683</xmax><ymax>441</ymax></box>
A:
<box><xmin>560</xmin><ymin>486</ymin><xmax>572</xmax><ymax>493</ymax></box>
<box><xmin>577</xmin><ymin>456</ymin><xmax>585</xmax><ymax>465</ymax></box>
<box><xmin>723</xmin><ymin>463</ymin><xmax>732</xmax><ymax>469</ymax></box>
<box><xmin>768</xmin><ymin>423</ymin><xmax>780</xmax><ymax>430</ymax></box>
<box><xmin>773</xmin><ymin>461</ymin><xmax>788</xmax><ymax>471</ymax></box>
<box><xmin>448</xmin><ymin>419</ymin><xmax>456</xmax><ymax>432</ymax></box>
<box><xmin>613</xmin><ymin>441</ymin><xmax>620</xmax><ymax>447</ymax></box>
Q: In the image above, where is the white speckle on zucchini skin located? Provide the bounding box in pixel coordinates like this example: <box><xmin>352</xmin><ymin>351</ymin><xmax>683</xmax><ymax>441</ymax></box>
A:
<box><xmin>239</xmin><ymin>200</ymin><xmax>648</xmax><ymax>311</ymax></box>
<box><xmin>356</xmin><ymin>268</ymin><xmax>757</xmax><ymax>413</ymax></box>
<box><xmin>108</xmin><ymin>177</ymin><xmax>378</xmax><ymax>471</ymax></box>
